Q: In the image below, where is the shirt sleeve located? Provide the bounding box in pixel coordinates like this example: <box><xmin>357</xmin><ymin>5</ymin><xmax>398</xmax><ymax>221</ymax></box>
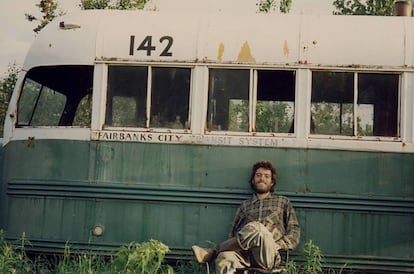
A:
<box><xmin>229</xmin><ymin>205</ymin><xmax>244</xmax><ymax>238</ymax></box>
<box><xmin>275</xmin><ymin>200</ymin><xmax>301</xmax><ymax>250</ymax></box>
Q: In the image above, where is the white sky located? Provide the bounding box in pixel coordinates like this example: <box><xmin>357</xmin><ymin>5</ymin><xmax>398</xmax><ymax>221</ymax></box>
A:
<box><xmin>0</xmin><ymin>0</ymin><xmax>333</xmax><ymax>77</ymax></box>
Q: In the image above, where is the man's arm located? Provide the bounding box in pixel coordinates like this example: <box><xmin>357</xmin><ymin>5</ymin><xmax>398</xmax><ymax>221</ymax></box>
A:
<box><xmin>275</xmin><ymin>202</ymin><xmax>300</xmax><ymax>250</ymax></box>
<box><xmin>229</xmin><ymin>207</ymin><xmax>244</xmax><ymax>238</ymax></box>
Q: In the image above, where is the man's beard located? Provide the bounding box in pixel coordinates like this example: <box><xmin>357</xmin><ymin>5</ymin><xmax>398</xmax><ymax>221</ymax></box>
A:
<box><xmin>253</xmin><ymin>182</ymin><xmax>272</xmax><ymax>194</ymax></box>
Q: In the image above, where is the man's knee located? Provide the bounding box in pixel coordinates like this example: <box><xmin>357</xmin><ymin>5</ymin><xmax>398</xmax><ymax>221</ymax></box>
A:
<box><xmin>243</xmin><ymin>221</ymin><xmax>266</xmax><ymax>232</ymax></box>
<box><xmin>237</xmin><ymin>221</ymin><xmax>272</xmax><ymax>249</ymax></box>
<box><xmin>216</xmin><ymin>251</ymin><xmax>238</xmax><ymax>262</ymax></box>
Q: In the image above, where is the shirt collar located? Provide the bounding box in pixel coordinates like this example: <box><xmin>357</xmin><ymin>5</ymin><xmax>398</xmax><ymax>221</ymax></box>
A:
<box><xmin>252</xmin><ymin>192</ymin><xmax>273</xmax><ymax>202</ymax></box>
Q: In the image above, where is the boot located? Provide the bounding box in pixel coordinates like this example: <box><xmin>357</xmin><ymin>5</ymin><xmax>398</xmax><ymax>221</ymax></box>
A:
<box><xmin>192</xmin><ymin>237</ymin><xmax>242</xmax><ymax>264</ymax></box>
<box><xmin>191</xmin><ymin>245</ymin><xmax>216</xmax><ymax>264</ymax></box>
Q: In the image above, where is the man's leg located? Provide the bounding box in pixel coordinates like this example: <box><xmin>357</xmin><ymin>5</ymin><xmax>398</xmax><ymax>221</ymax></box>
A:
<box><xmin>192</xmin><ymin>221</ymin><xmax>280</xmax><ymax>269</ymax></box>
<box><xmin>215</xmin><ymin>251</ymin><xmax>250</xmax><ymax>274</ymax></box>
<box><xmin>237</xmin><ymin>221</ymin><xmax>281</xmax><ymax>270</ymax></box>
<box><xmin>192</xmin><ymin>237</ymin><xmax>242</xmax><ymax>264</ymax></box>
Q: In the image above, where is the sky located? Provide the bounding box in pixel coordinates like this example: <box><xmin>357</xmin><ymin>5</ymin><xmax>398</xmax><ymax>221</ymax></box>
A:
<box><xmin>0</xmin><ymin>0</ymin><xmax>333</xmax><ymax>78</ymax></box>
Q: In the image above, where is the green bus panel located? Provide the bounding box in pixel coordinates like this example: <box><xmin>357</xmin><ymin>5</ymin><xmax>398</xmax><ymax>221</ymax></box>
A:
<box><xmin>0</xmin><ymin>139</ymin><xmax>413</xmax><ymax>272</ymax></box>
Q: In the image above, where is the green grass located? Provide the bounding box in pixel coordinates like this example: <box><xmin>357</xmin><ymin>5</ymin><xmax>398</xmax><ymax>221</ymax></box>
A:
<box><xmin>0</xmin><ymin>230</ymin><xmax>181</xmax><ymax>274</ymax></box>
<box><xmin>0</xmin><ymin>230</ymin><xmax>343</xmax><ymax>274</ymax></box>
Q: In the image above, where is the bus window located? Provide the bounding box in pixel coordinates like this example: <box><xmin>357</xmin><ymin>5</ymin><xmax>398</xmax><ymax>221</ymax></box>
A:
<box><xmin>311</xmin><ymin>72</ymin><xmax>354</xmax><ymax>135</ymax></box>
<box><xmin>256</xmin><ymin>70</ymin><xmax>295</xmax><ymax>133</ymax></box>
<box><xmin>17</xmin><ymin>66</ymin><xmax>93</xmax><ymax>127</ymax></box>
<box><xmin>311</xmin><ymin>71</ymin><xmax>399</xmax><ymax>137</ymax></box>
<box><xmin>207</xmin><ymin>69</ymin><xmax>295</xmax><ymax>133</ymax></box>
<box><xmin>106</xmin><ymin>66</ymin><xmax>147</xmax><ymax>128</ymax></box>
<box><xmin>151</xmin><ymin>67</ymin><xmax>191</xmax><ymax>129</ymax></box>
<box><xmin>207</xmin><ymin>69</ymin><xmax>249</xmax><ymax>131</ymax></box>
<box><xmin>106</xmin><ymin>66</ymin><xmax>191</xmax><ymax>129</ymax></box>
<box><xmin>358</xmin><ymin>73</ymin><xmax>399</xmax><ymax>137</ymax></box>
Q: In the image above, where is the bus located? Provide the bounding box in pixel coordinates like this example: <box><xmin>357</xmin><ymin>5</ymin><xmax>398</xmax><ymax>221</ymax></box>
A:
<box><xmin>0</xmin><ymin>9</ymin><xmax>413</xmax><ymax>273</ymax></box>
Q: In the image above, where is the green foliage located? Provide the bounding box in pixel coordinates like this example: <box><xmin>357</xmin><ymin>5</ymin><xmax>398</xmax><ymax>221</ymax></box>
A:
<box><xmin>0</xmin><ymin>231</ymin><xmax>184</xmax><ymax>273</ymax></box>
<box><xmin>25</xmin><ymin>0</ymin><xmax>64</xmax><ymax>33</ymax></box>
<box><xmin>257</xmin><ymin>0</ymin><xmax>292</xmax><ymax>13</ymax></box>
<box><xmin>333</xmin><ymin>0</ymin><xmax>397</xmax><ymax>15</ymax></box>
<box><xmin>302</xmin><ymin>240</ymin><xmax>323</xmax><ymax>274</ymax></box>
<box><xmin>0</xmin><ymin>63</ymin><xmax>20</xmax><ymax>137</ymax></box>
<box><xmin>282</xmin><ymin>240</ymin><xmax>324</xmax><ymax>274</ymax></box>
<box><xmin>228</xmin><ymin>100</ymin><xmax>293</xmax><ymax>133</ymax></box>
<box><xmin>256</xmin><ymin>101</ymin><xmax>293</xmax><ymax>133</ymax></box>
<box><xmin>80</xmin><ymin>0</ymin><xmax>149</xmax><ymax>10</ymax></box>
<box><xmin>112</xmin><ymin>239</ymin><xmax>173</xmax><ymax>274</ymax></box>
<box><xmin>0</xmin><ymin>231</ymin><xmax>49</xmax><ymax>273</ymax></box>
<box><xmin>283</xmin><ymin>259</ymin><xmax>299</xmax><ymax>274</ymax></box>
<box><xmin>312</xmin><ymin>103</ymin><xmax>353</xmax><ymax>135</ymax></box>
<box><xmin>0</xmin><ymin>231</ymin><xmax>345</xmax><ymax>274</ymax></box>
<box><xmin>282</xmin><ymin>240</ymin><xmax>347</xmax><ymax>274</ymax></box>
<box><xmin>229</xmin><ymin>100</ymin><xmax>249</xmax><ymax>131</ymax></box>
<box><xmin>55</xmin><ymin>243</ymin><xmax>110</xmax><ymax>274</ymax></box>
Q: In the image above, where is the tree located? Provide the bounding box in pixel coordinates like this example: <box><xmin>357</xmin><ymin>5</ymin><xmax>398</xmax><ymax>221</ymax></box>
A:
<box><xmin>333</xmin><ymin>0</ymin><xmax>411</xmax><ymax>16</ymax></box>
<box><xmin>79</xmin><ymin>0</ymin><xmax>149</xmax><ymax>10</ymax></box>
<box><xmin>257</xmin><ymin>0</ymin><xmax>292</xmax><ymax>13</ymax></box>
<box><xmin>0</xmin><ymin>64</ymin><xmax>20</xmax><ymax>136</ymax></box>
<box><xmin>25</xmin><ymin>0</ymin><xmax>64</xmax><ymax>33</ymax></box>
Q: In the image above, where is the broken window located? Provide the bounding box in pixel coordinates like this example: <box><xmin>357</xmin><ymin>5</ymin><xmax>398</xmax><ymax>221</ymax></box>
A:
<box><xmin>256</xmin><ymin>70</ymin><xmax>295</xmax><ymax>133</ymax></box>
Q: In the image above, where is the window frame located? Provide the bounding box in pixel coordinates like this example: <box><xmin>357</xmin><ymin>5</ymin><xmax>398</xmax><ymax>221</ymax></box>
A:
<box><xmin>16</xmin><ymin>65</ymin><xmax>94</xmax><ymax>129</ymax></box>
<box><xmin>205</xmin><ymin>66</ymin><xmax>297</xmax><ymax>137</ymax></box>
<box><xmin>103</xmin><ymin>64</ymin><xmax>193</xmax><ymax>133</ymax></box>
<box><xmin>309</xmin><ymin>69</ymin><xmax>401</xmax><ymax>141</ymax></box>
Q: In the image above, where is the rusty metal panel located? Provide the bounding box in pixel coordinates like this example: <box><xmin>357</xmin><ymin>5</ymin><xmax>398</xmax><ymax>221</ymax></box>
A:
<box><xmin>23</xmin><ymin>11</ymin><xmax>414</xmax><ymax>72</ymax></box>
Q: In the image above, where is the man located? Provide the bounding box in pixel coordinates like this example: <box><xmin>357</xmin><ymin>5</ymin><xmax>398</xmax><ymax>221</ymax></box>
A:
<box><xmin>192</xmin><ymin>160</ymin><xmax>300</xmax><ymax>273</ymax></box>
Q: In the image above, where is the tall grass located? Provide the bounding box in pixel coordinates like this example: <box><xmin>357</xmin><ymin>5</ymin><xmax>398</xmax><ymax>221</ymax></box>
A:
<box><xmin>0</xmin><ymin>230</ymin><xmax>177</xmax><ymax>274</ymax></box>
<box><xmin>0</xmin><ymin>230</ymin><xmax>341</xmax><ymax>274</ymax></box>
<box><xmin>282</xmin><ymin>239</ymin><xmax>346</xmax><ymax>274</ymax></box>
<box><xmin>0</xmin><ymin>231</ymin><xmax>50</xmax><ymax>273</ymax></box>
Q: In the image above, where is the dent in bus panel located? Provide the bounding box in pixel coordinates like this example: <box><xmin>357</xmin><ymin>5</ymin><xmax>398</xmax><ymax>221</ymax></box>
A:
<box><xmin>17</xmin><ymin>66</ymin><xmax>93</xmax><ymax>127</ymax></box>
<box><xmin>311</xmin><ymin>71</ymin><xmax>399</xmax><ymax>137</ymax></box>
<box><xmin>106</xmin><ymin>66</ymin><xmax>190</xmax><ymax>129</ymax></box>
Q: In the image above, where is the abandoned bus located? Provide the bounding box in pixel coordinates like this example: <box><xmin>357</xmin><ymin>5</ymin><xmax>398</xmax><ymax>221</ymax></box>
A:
<box><xmin>0</xmin><ymin>10</ymin><xmax>413</xmax><ymax>273</ymax></box>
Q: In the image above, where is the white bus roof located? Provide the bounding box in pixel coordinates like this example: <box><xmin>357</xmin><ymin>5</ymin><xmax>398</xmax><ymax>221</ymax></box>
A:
<box><xmin>24</xmin><ymin>10</ymin><xmax>414</xmax><ymax>71</ymax></box>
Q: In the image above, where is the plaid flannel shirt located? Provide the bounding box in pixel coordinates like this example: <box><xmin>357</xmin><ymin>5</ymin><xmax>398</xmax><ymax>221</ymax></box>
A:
<box><xmin>230</xmin><ymin>193</ymin><xmax>300</xmax><ymax>250</ymax></box>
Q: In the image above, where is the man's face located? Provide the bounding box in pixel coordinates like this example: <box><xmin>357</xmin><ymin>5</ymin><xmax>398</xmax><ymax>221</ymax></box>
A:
<box><xmin>252</xmin><ymin>167</ymin><xmax>273</xmax><ymax>194</ymax></box>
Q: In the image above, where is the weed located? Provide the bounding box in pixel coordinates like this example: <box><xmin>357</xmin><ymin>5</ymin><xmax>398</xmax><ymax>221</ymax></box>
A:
<box><xmin>0</xmin><ymin>230</ymin><xmax>47</xmax><ymax>273</ymax></box>
<box><xmin>302</xmin><ymin>239</ymin><xmax>323</xmax><ymax>274</ymax></box>
<box><xmin>55</xmin><ymin>242</ymin><xmax>110</xmax><ymax>274</ymax></box>
<box><xmin>0</xmin><ymin>230</ymin><xmax>345</xmax><ymax>274</ymax></box>
<box><xmin>112</xmin><ymin>239</ymin><xmax>173</xmax><ymax>274</ymax></box>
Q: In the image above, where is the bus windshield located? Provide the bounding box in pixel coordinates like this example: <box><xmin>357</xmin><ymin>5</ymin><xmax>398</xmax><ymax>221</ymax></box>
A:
<box><xmin>17</xmin><ymin>65</ymin><xmax>93</xmax><ymax>127</ymax></box>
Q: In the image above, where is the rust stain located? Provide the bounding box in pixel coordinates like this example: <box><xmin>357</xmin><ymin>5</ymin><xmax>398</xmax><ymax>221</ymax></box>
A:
<box><xmin>237</xmin><ymin>41</ymin><xmax>255</xmax><ymax>62</ymax></box>
<box><xmin>283</xmin><ymin>40</ymin><xmax>289</xmax><ymax>57</ymax></box>
<box><xmin>217</xmin><ymin>42</ymin><xmax>225</xmax><ymax>62</ymax></box>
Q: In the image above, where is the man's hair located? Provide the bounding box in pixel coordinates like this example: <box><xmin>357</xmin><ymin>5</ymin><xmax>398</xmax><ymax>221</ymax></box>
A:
<box><xmin>249</xmin><ymin>160</ymin><xmax>277</xmax><ymax>193</ymax></box>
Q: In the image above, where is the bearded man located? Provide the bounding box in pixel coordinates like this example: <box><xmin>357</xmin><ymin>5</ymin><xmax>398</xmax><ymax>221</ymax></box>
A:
<box><xmin>192</xmin><ymin>160</ymin><xmax>300</xmax><ymax>273</ymax></box>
